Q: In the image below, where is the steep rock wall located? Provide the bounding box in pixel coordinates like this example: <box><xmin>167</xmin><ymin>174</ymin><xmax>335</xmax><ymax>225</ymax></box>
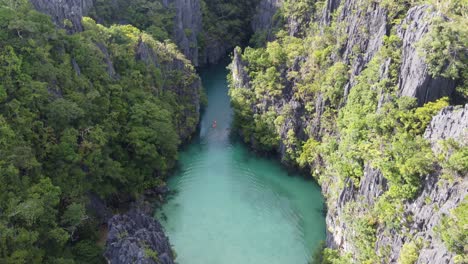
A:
<box><xmin>171</xmin><ymin>0</ymin><xmax>203</xmax><ymax>66</ymax></box>
<box><xmin>29</xmin><ymin>0</ymin><xmax>94</xmax><ymax>32</ymax></box>
<box><xmin>325</xmin><ymin>105</ymin><xmax>467</xmax><ymax>263</ymax></box>
<box><xmin>105</xmin><ymin>211</ymin><xmax>175</xmax><ymax>264</ymax></box>
<box><xmin>231</xmin><ymin>0</ymin><xmax>465</xmax><ymax>262</ymax></box>
<box><xmin>30</xmin><ymin>0</ymin><xmax>201</xmax><ymax>141</ymax></box>
<box><xmin>29</xmin><ymin>4</ymin><xmax>201</xmax><ymax>262</ymax></box>
<box><xmin>397</xmin><ymin>5</ymin><xmax>455</xmax><ymax>106</ymax></box>
<box><xmin>251</xmin><ymin>0</ymin><xmax>283</xmax><ymax>41</ymax></box>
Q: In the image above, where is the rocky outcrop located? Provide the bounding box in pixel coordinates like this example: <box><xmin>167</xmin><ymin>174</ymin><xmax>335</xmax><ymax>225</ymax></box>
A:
<box><xmin>338</xmin><ymin>0</ymin><xmax>388</xmax><ymax>95</ymax></box>
<box><xmin>231</xmin><ymin>0</ymin><xmax>466</xmax><ymax>262</ymax></box>
<box><xmin>324</xmin><ymin>106</ymin><xmax>467</xmax><ymax>263</ymax></box>
<box><xmin>134</xmin><ymin>38</ymin><xmax>202</xmax><ymax>140</ymax></box>
<box><xmin>397</xmin><ymin>5</ymin><xmax>455</xmax><ymax>106</ymax></box>
<box><xmin>424</xmin><ymin>104</ymin><xmax>468</xmax><ymax>145</ymax></box>
<box><xmin>96</xmin><ymin>42</ymin><xmax>117</xmax><ymax>78</ymax></box>
<box><xmin>251</xmin><ymin>0</ymin><xmax>283</xmax><ymax>41</ymax></box>
<box><xmin>325</xmin><ymin>164</ymin><xmax>388</xmax><ymax>251</ymax></box>
<box><xmin>171</xmin><ymin>0</ymin><xmax>203</xmax><ymax>66</ymax></box>
<box><xmin>159</xmin><ymin>52</ymin><xmax>201</xmax><ymax>140</ymax></box>
<box><xmin>170</xmin><ymin>0</ymin><xmax>236</xmax><ymax>65</ymax></box>
<box><xmin>200</xmin><ymin>38</ymin><xmax>233</xmax><ymax>65</ymax></box>
<box><xmin>136</xmin><ymin>38</ymin><xmax>159</xmax><ymax>67</ymax></box>
<box><xmin>29</xmin><ymin>0</ymin><xmax>94</xmax><ymax>32</ymax></box>
<box><xmin>320</xmin><ymin>0</ymin><xmax>342</xmax><ymax>25</ymax></box>
<box><xmin>105</xmin><ymin>211</ymin><xmax>175</xmax><ymax>264</ymax></box>
<box><xmin>322</xmin><ymin>4</ymin><xmax>465</xmax><ymax>263</ymax></box>
<box><xmin>86</xmin><ymin>193</ymin><xmax>113</xmax><ymax>225</ymax></box>
<box><xmin>379</xmin><ymin>105</ymin><xmax>467</xmax><ymax>263</ymax></box>
<box><xmin>30</xmin><ymin>0</ymin><xmax>201</xmax><ymax>140</ymax></box>
<box><xmin>231</xmin><ymin>48</ymin><xmax>250</xmax><ymax>89</ymax></box>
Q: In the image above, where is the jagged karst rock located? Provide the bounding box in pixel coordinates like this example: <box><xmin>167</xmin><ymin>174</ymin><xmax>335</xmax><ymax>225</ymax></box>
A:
<box><xmin>231</xmin><ymin>48</ymin><xmax>250</xmax><ymax>89</ymax></box>
<box><xmin>397</xmin><ymin>5</ymin><xmax>455</xmax><ymax>106</ymax></box>
<box><xmin>169</xmin><ymin>0</ymin><xmax>238</xmax><ymax>66</ymax></box>
<box><xmin>171</xmin><ymin>0</ymin><xmax>203</xmax><ymax>66</ymax></box>
<box><xmin>251</xmin><ymin>0</ymin><xmax>283</xmax><ymax>41</ymax></box>
<box><xmin>234</xmin><ymin>0</ymin><xmax>467</xmax><ymax>262</ymax></box>
<box><xmin>325</xmin><ymin>105</ymin><xmax>468</xmax><ymax>263</ymax></box>
<box><xmin>200</xmin><ymin>38</ymin><xmax>232</xmax><ymax>65</ymax></box>
<box><xmin>325</xmin><ymin>164</ymin><xmax>388</xmax><ymax>252</ymax></box>
<box><xmin>136</xmin><ymin>38</ymin><xmax>159</xmax><ymax>67</ymax></box>
<box><xmin>95</xmin><ymin>42</ymin><xmax>118</xmax><ymax>78</ymax></box>
<box><xmin>339</xmin><ymin>0</ymin><xmax>388</xmax><ymax>96</ymax></box>
<box><xmin>105</xmin><ymin>211</ymin><xmax>175</xmax><ymax>264</ymax></box>
<box><xmin>320</xmin><ymin>0</ymin><xmax>342</xmax><ymax>25</ymax></box>
<box><xmin>424</xmin><ymin>104</ymin><xmax>468</xmax><ymax>146</ymax></box>
<box><xmin>29</xmin><ymin>0</ymin><xmax>94</xmax><ymax>32</ymax></box>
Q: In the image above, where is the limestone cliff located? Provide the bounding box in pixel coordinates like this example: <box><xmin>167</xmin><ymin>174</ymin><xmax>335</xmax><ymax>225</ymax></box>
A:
<box><xmin>231</xmin><ymin>0</ymin><xmax>466</xmax><ymax>262</ymax></box>
<box><xmin>397</xmin><ymin>6</ymin><xmax>455</xmax><ymax>106</ymax></box>
<box><xmin>105</xmin><ymin>211</ymin><xmax>175</xmax><ymax>264</ymax></box>
<box><xmin>170</xmin><ymin>0</ymin><xmax>203</xmax><ymax>66</ymax></box>
<box><xmin>29</xmin><ymin>3</ymin><xmax>200</xmax><ymax>263</ymax></box>
<box><xmin>29</xmin><ymin>0</ymin><xmax>201</xmax><ymax>141</ymax></box>
<box><xmin>325</xmin><ymin>105</ymin><xmax>467</xmax><ymax>263</ymax></box>
<box><xmin>29</xmin><ymin>0</ymin><xmax>94</xmax><ymax>32</ymax></box>
<box><xmin>251</xmin><ymin>0</ymin><xmax>283</xmax><ymax>41</ymax></box>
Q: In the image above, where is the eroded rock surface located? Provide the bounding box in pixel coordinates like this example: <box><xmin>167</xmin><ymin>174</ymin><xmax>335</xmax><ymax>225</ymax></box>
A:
<box><xmin>30</xmin><ymin>0</ymin><xmax>94</xmax><ymax>32</ymax></box>
<box><xmin>397</xmin><ymin>5</ymin><xmax>455</xmax><ymax>105</ymax></box>
<box><xmin>105</xmin><ymin>211</ymin><xmax>175</xmax><ymax>264</ymax></box>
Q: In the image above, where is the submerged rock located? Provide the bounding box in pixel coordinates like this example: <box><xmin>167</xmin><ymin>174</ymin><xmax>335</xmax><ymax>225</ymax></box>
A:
<box><xmin>105</xmin><ymin>211</ymin><xmax>175</xmax><ymax>264</ymax></box>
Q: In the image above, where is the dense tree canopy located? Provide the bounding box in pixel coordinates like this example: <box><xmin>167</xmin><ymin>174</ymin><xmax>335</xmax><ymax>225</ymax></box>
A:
<box><xmin>0</xmin><ymin>1</ymin><xmax>200</xmax><ymax>262</ymax></box>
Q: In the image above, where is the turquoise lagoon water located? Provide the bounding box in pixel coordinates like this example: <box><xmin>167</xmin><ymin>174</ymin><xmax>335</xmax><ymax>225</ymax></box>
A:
<box><xmin>157</xmin><ymin>62</ymin><xmax>326</xmax><ymax>264</ymax></box>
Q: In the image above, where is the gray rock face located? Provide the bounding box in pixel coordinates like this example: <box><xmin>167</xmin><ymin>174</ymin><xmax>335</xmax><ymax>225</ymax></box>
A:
<box><xmin>424</xmin><ymin>104</ymin><xmax>468</xmax><ymax>145</ymax></box>
<box><xmin>86</xmin><ymin>193</ymin><xmax>113</xmax><ymax>225</ymax></box>
<box><xmin>171</xmin><ymin>0</ymin><xmax>203</xmax><ymax>66</ymax></box>
<box><xmin>200</xmin><ymin>38</ymin><xmax>232</xmax><ymax>65</ymax></box>
<box><xmin>31</xmin><ymin>0</ymin><xmax>202</xmax><ymax>146</ymax></box>
<box><xmin>339</xmin><ymin>0</ymin><xmax>387</xmax><ymax>95</ymax></box>
<box><xmin>251</xmin><ymin>0</ymin><xmax>283</xmax><ymax>40</ymax></box>
<box><xmin>95</xmin><ymin>42</ymin><xmax>117</xmax><ymax>78</ymax></box>
<box><xmin>325</xmin><ymin>105</ymin><xmax>468</xmax><ymax>263</ymax></box>
<box><xmin>170</xmin><ymin>0</ymin><xmax>239</xmax><ymax>66</ymax></box>
<box><xmin>397</xmin><ymin>5</ymin><xmax>455</xmax><ymax>106</ymax></box>
<box><xmin>320</xmin><ymin>0</ymin><xmax>342</xmax><ymax>25</ymax></box>
<box><xmin>105</xmin><ymin>211</ymin><xmax>175</xmax><ymax>264</ymax></box>
<box><xmin>231</xmin><ymin>48</ymin><xmax>250</xmax><ymax>89</ymax></box>
<box><xmin>29</xmin><ymin>0</ymin><xmax>94</xmax><ymax>32</ymax></box>
<box><xmin>232</xmin><ymin>0</ymin><xmax>466</xmax><ymax>262</ymax></box>
<box><xmin>325</xmin><ymin>164</ymin><xmax>388</xmax><ymax>252</ymax></box>
<box><xmin>136</xmin><ymin>38</ymin><xmax>159</xmax><ymax>67</ymax></box>
<box><xmin>380</xmin><ymin>171</ymin><xmax>466</xmax><ymax>264</ymax></box>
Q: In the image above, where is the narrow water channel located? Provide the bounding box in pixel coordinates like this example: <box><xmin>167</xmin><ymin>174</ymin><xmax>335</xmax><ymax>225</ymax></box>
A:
<box><xmin>157</xmin><ymin>61</ymin><xmax>326</xmax><ymax>264</ymax></box>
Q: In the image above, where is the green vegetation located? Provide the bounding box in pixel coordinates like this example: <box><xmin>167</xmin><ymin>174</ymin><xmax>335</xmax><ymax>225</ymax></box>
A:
<box><xmin>309</xmin><ymin>242</ymin><xmax>352</xmax><ymax>264</ymax></box>
<box><xmin>0</xmin><ymin>1</ymin><xmax>200</xmax><ymax>262</ymax></box>
<box><xmin>438</xmin><ymin>138</ymin><xmax>468</xmax><ymax>179</ymax></box>
<box><xmin>144</xmin><ymin>247</ymin><xmax>159</xmax><ymax>262</ymax></box>
<box><xmin>90</xmin><ymin>0</ymin><xmax>175</xmax><ymax>41</ymax></box>
<box><xmin>229</xmin><ymin>0</ymin><xmax>467</xmax><ymax>262</ymax></box>
<box><xmin>90</xmin><ymin>0</ymin><xmax>259</xmax><ymax>63</ymax></box>
<box><xmin>201</xmin><ymin>0</ymin><xmax>258</xmax><ymax>50</ymax></box>
<box><xmin>436</xmin><ymin>198</ymin><xmax>468</xmax><ymax>263</ymax></box>
<box><xmin>418</xmin><ymin>1</ymin><xmax>468</xmax><ymax>102</ymax></box>
<box><xmin>397</xmin><ymin>240</ymin><xmax>422</xmax><ymax>264</ymax></box>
